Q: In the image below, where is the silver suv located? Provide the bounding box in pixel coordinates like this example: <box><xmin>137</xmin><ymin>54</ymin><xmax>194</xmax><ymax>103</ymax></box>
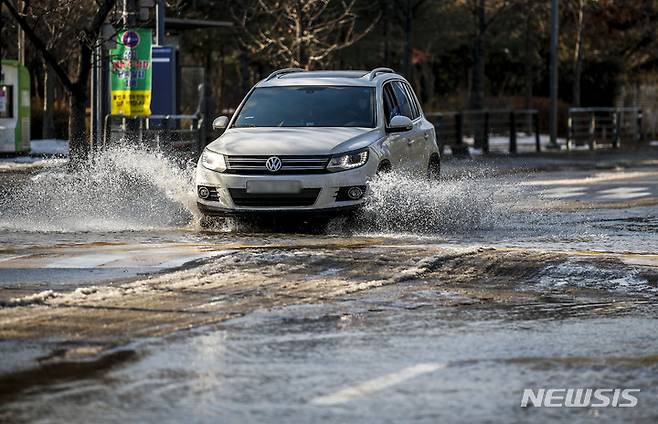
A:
<box><xmin>196</xmin><ymin>67</ymin><xmax>440</xmax><ymax>216</ymax></box>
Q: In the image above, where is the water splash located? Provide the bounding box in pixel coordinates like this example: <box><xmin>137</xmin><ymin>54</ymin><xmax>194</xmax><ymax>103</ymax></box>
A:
<box><xmin>353</xmin><ymin>171</ymin><xmax>519</xmax><ymax>234</ymax></box>
<box><xmin>0</xmin><ymin>148</ymin><xmax>523</xmax><ymax>235</ymax></box>
<box><xmin>0</xmin><ymin>146</ymin><xmax>198</xmax><ymax>232</ymax></box>
<box><xmin>538</xmin><ymin>258</ymin><xmax>657</xmax><ymax>296</ymax></box>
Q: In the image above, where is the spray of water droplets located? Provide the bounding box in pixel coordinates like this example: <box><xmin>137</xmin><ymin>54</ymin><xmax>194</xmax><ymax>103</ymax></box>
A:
<box><xmin>0</xmin><ymin>146</ymin><xmax>199</xmax><ymax>232</ymax></box>
<box><xmin>352</xmin><ymin>171</ymin><xmax>520</xmax><ymax>234</ymax></box>
<box><xmin>0</xmin><ymin>146</ymin><xmax>523</xmax><ymax>235</ymax></box>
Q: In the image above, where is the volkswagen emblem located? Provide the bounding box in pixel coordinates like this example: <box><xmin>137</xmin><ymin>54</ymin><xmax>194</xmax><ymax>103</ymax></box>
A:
<box><xmin>265</xmin><ymin>156</ymin><xmax>282</xmax><ymax>172</ymax></box>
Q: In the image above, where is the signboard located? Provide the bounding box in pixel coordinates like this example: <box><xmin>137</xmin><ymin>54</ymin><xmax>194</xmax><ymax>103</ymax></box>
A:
<box><xmin>0</xmin><ymin>86</ymin><xmax>7</xmax><ymax>115</ymax></box>
<box><xmin>110</xmin><ymin>29</ymin><xmax>152</xmax><ymax>116</ymax></box>
<box><xmin>151</xmin><ymin>46</ymin><xmax>176</xmax><ymax>116</ymax></box>
<box><xmin>0</xmin><ymin>85</ymin><xmax>13</xmax><ymax>119</ymax></box>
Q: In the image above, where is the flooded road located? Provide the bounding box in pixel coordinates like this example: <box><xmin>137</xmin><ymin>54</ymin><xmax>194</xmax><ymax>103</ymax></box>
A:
<box><xmin>1</xmin><ymin>148</ymin><xmax>657</xmax><ymax>422</ymax></box>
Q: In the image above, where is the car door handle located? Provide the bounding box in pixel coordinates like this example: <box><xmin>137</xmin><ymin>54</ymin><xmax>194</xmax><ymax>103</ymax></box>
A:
<box><xmin>424</xmin><ymin>133</ymin><xmax>430</xmax><ymax>140</ymax></box>
<box><xmin>407</xmin><ymin>138</ymin><xmax>416</xmax><ymax>145</ymax></box>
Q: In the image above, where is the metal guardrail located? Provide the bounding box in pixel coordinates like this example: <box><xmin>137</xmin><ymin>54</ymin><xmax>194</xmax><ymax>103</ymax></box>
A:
<box><xmin>425</xmin><ymin>109</ymin><xmax>540</xmax><ymax>155</ymax></box>
<box><xmin>567</xmin><ymin>107</ymin><xmax>643</xmax><ymax>150</ymax></box>
<box><xmin>102</xmin><ymin>114</ymin><xmax>206</xmax><ymax>155</ymax></box>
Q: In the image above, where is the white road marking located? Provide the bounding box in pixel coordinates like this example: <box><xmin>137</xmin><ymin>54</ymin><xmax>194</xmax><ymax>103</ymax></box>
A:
<box><xmin>520</xmin><ymin>171</ymin><xmax>658</xmax><ymax>186</ymax></box>
<box><xmin>0</xmin><ymin>255</ymin><xmax>27</xmax><ymax>265</ymax></box>
<box><xmin>541</xmin><ymin>186</ymin><xmax>588</xmax><ymax>199</ymax></box>
<box><xmin>156</xmin><ymin>251</ymin><xmax>222</xmax><ymax>269</ymax></box>
<box><xmin>310</xmin><ymin>362</ymin><xmax>447</xmax><ymax>406</ymax></box>
<box><xmin>45</xmin><ymin>253</ymin><xmax>130</xmax><ymax>268</ymax></box>
<box><xmin>597</xmin><ymin>187</ymin><xmax>651</xmax><ymax>200</ymax></box>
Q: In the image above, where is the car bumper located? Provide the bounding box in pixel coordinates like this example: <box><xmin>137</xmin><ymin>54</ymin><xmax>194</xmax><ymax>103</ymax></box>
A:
<box><xmin>195</xmin><ymin>159</ymin><xmax>377</xmax><ymax>215</ymax></box>
<box><xmin>197</xmin><ymin>202</ymin><xmax>362</xmax><ymax>217</ymax></box>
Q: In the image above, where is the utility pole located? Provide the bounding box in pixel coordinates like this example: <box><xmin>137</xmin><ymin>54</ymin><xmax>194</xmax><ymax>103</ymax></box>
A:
<box><xmin>548</xmin><ymin>0</ymin><xmax>559</xmax><ymax>149</ymax></box>
<box><xmin>123</xmin><ymin>0</ymin><xmax>138</xmax><ymax>139</ymax></box>
<box><xmin>155</xmin><ymin>0</ymin><xmax>165</xmax><ymax>46</ymax></box>
<box><xmin>124</xmin><ymin>0</ymin><xmax>137</xmax><ymax>27</ymax></box>
<box><xmin>17</xmin><ymin>0</ymin><xmax>25</xmax><ymax>65</ymax></box>
<box><xmin>91</xmin><ymin>8</ymin><xmax>110</xmax><ymax>151</ymax></box>
<box><xmin>0</xmin><ymin>7</ymin><xmax>4</xmax><ymax>78</ymax></box>
<box><xmin>91</xmin><ymin>22</ymin><xmax>115</xmax><ymax>150</ymax></box>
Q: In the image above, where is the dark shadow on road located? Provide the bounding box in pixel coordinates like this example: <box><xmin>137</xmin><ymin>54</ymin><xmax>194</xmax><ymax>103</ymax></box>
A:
<box><xmin>0</xmin><ymin>349</ymin><xmax>138</xmax><ymax>404</ymax></box>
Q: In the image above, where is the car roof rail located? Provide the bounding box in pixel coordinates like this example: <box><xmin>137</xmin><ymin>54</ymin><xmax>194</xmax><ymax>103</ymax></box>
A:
<box><xmin>265</xmin><ymin>68</ymin><xmax>305</xmax><ymax>81</ymax></box>
<box><xmin>367</xmin><ymin>67</ymin><xmax>395</xmax><ymax>80</ymax></box>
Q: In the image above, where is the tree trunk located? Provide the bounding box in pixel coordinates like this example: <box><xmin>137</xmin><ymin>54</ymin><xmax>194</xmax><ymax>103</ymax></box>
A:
<box><xmin>469</xmin><ymin>0</ymin><xmax>487</xmax><ymax>150</ymax></box>
<box><xmin>1</xmin><ymin>0</ymin><xmax>117</xmax><ymax>163</ymax></box>
<box><xmin>42</xmin><ymin>62</ymin><xmax>55</xmax><ymax>139</ymax></box>
<box><xmin>403</xmin><ymin>0</ymin><xmax>414</xmax><ymax>81</ymax></box>
<box><xmin>294</xmin><ymin>1</ymin><xmax>308</xmax><ymax>68</ymax></box>
<box><xmin>469</xmin><ymin>0</ymin><xmax>486</xmax><ymax>111</ymax></box>
<box><xmin>68</xmin><ymin>88</ymin><xmax>88</xmax><ymax>164</ymax></box>
<box><xmin>0</xmin><ymin>14</ymin><xmax>4</xmax><ymax>80</ymax></box>
<box><xmin>218</xmin><ymin>46</ymin><xmax>225</xmax><ymax>115</ymax></box>
<box><xmin>470</xmin><ymin>36</ymin><xmax>484</xmax><ymax>110</ymax></box>
<box><xmin>239</xmin><ymin>50</ymin><xmax>250</xmax><ymax>97</ymax></box>
<box><xmin>382</xmin><ymin>0</ymin><xmax>390</xmax><ymax>64</ymax></box>
<box><xmin>524</xmin><ymin>2</ymin><xmax>533</xmax><ymax>110</ymax></box>
<box><xmin>572</xmin><ymin>0</ymin><xmax>584</xmax><ymax>107</ymax></box>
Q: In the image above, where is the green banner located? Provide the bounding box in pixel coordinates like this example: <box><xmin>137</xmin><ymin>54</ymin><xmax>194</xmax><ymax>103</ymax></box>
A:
<box><xmin>110</xmin><ymin>29</ymin><xmax>152</xmax><ymax>116</ymax></box>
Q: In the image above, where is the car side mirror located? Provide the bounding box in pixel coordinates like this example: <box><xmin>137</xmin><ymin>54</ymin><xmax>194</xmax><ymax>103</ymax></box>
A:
<box><xmin>386</xmin><ymin>115</ymin><xmax>413</xmax><ymax>133</ymax></box>
<box><xmin>212</xmin><ymin>116</ymin><xmax>229</xmax><ymax>130</ymax></box>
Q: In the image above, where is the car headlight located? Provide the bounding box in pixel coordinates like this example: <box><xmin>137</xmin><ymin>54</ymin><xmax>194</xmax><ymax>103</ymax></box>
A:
<box><xmin>201</xmin><ymin>149</ymin><xmax>227</xmax><ymax>172</ymax></box>
<box><xmin>327</xmin><ymin>149</ymin><xmax>369</xmax><ymax>172</ymax></box>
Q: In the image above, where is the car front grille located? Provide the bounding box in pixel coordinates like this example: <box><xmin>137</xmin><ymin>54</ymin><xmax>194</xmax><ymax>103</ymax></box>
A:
<box><xmin>228</xmin><ymin>188</ymin><xmax>321</xmax><ymax>207</ymax></box>
<box><xmin>225</xmin><ymin>155</ymin><xmax>330</xmax><ymax>175</ymax></box>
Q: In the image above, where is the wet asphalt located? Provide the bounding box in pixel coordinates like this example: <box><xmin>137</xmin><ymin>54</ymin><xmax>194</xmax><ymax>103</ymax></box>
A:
<box><xmin>0</xmin><ymin>149</ymin><xmax>657</xmax><ymax>423</ymax></box>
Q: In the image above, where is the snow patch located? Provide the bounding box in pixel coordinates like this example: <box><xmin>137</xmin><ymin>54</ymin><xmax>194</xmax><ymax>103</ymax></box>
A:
<box><xmin>31</xmin><ymin>139</ymin><xmax>69</xmax><ymax>156</ymax></box>
<box><xmin>0</xmin><ymin>157</ymin><xmax>66</xmax><ymax>171</ymax></box>
<box><xmin>3</xmin><ymin>290</ymin><xmax>59</xmax><ymax>307</ymax></box>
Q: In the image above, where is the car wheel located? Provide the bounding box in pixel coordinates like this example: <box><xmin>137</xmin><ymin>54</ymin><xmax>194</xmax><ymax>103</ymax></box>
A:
<box><xmin>428</xmin><ymin>155</ymin><xmax>441</xmax><ymax>181</ymax></box>
<box><xmin>377</xmin><ymin>161</ymin><xmax>392</xmax><ymax>175</ymax></box>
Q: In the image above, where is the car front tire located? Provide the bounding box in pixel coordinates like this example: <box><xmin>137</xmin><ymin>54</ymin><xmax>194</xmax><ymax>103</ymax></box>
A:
<box><xmin>428</xmin><ymin>154</ymin><xmax>441</xmax><ymax>181</ymax></box>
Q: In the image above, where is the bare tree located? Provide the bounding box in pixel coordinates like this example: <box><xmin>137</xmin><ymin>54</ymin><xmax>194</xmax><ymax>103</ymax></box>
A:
<box><xmin>572</xmin><ymin>0</ymin><xmax>585</xmax><ymax>107</ymax></box>
<box><xmin>36</xmin><ymin>0</ymin><xmax>77</xmax><ymax>139</ymax></box>
<box><xmin>399</xmin><ymin>0</ymin><xmax>427</xmax><ymax>82</ymax></box>
<box><xmin>523</xmin><ymin>0</ymin><xmax>534</xmax><ymax>109</ymax></box>
<box><xmin>377</xmin><ymin>0</ymin><xmax>391</xmax><ymax>64</ymax></box>
<box><xmin>465</xmin><ymin>0</ymin><xmax>514</xmax><ymax>110</ymax></box>
<box><xmin>234</xmin><ymin>0</ymin><xmax>379</xmax><ymax>70</ymax></box>
<box><xmin>1</xmin><ymin>0</ymin><xmax>118</xmax><ymax>163</ymax></box>
<box><xmin>0</xmin><ymin>6</ymin><xmax>5</xmax><ymax>78</ymax></box>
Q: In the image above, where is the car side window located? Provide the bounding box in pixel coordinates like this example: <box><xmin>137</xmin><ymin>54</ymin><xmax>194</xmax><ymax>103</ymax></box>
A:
<box><xmin>391</xmin><ymin>82</ymin><xmax>414</xmax><ymax>120</ymax></box>
<box><xmin>383</xmin><ymin>83</ymin><xmax>399</xmax><ymax>125</ymax></box>
<box><xmin>402</xmin><ymin>83</ymin><xmax>420</xmax><ymax>119</ymax></box>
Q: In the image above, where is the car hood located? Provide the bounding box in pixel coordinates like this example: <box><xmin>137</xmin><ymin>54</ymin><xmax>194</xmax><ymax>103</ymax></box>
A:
<box><xmin>206</xmin><ymin>127</ymin><xmax>382</xmax><ymax>156</ymax></box>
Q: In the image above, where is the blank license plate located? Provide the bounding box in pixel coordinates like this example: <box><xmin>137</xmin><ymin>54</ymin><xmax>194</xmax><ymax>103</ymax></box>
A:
<box><xmin>246</xmin><ymin>180</ymin><xmax>302</xmax><ymax>194</ymax></box>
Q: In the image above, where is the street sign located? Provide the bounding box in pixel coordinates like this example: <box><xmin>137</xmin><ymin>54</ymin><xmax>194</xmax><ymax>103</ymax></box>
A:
<box><xmin>110</xmin><ymin>29</ymin><xmax>152</xmax><ymax>116</ymax></box>
<box><xmin>151</xmin><ymin>46</ymin><xmax>177</xmax><ymax>117</ymax></box>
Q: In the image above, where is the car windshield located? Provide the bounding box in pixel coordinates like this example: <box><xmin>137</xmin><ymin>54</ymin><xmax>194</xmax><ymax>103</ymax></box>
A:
<box><xmin>233</xmin><ymin>86</ymin><xmax>375</xmax><ymax>128</ymax></box>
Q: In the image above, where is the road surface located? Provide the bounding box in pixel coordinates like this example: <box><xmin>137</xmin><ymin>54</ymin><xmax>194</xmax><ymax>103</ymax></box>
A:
<box><xmin>1</xmin><ymin>148</ymin><xmax>657</xmax><ymax>423</ymax></box>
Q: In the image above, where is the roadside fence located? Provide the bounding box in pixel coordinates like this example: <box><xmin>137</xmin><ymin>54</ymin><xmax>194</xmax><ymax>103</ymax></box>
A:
<box><xmin>567</xmin><ymin>107</ymin><xmax>644</xmax><ymax>150</ymax></box>
<box><xmin>426</xmin><ymin>109</ymin><xmax>541</xmax><ymax>156</ymax></box>
<box><xmin>102</xmin><ymin>114</ymin><xmax>206</xmax><ymax>155</ymax></box>
<box><xmin>428</xmin><ymin>107</ymin><xmax>645</xmax><ymax>156</ymax></box>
